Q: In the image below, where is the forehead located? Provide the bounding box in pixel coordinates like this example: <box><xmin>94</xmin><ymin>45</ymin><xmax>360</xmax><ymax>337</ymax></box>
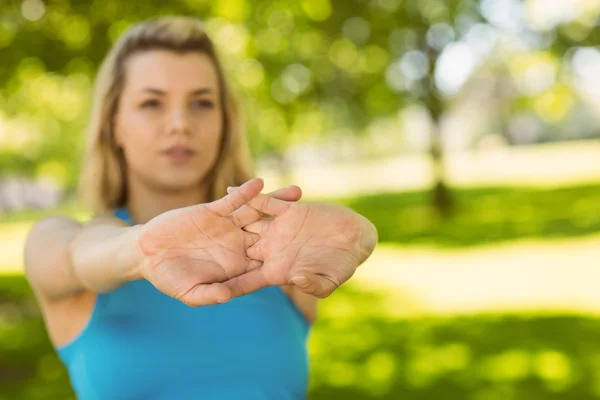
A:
<box><xmin>123</xmin><ymin>50</ymin><xmax>220</xmax><ymax>93</ymax></box>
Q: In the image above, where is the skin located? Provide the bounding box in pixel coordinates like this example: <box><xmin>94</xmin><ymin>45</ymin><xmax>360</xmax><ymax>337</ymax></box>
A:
<box><xmin>114</xmin><ymin>51</ymin><xmax>223</xmax><ymax>224</ymax></box>
<box><xmin>112</xmin><ymin>51</ymin><xmax>323</xmax><ymax>316</ymax></box>
<box><xmin>114</xmin><ymin>50</ymin><xmax>377</xmax><ymax>313</ymax></box>
<box><xmin>25</xmin><ymin>51</ymin><xmax>377</xmax><ymax>349</ymax></box>
<box><xmin>224</xmin><ymin>188</ymin><xmax>378</xmax><ymax>299</ymax></box>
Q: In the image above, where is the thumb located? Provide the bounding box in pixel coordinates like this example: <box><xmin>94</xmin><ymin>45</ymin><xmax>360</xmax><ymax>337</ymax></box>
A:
<box><xmin>290</xmin><ymin>271</ymin><xmax>338</xmax><ymax>299</ymax></box>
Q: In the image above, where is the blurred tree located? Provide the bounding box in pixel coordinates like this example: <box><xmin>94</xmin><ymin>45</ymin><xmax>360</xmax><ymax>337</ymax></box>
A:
<box><xmin>0</xmin><ymin>0</ymin><xmax>457</xmax><ymax>212</ymax></box>
<box><xmin>1</xmin><ymin>0</ymin><xmax>599</xmax><ymax>213</ymax></box>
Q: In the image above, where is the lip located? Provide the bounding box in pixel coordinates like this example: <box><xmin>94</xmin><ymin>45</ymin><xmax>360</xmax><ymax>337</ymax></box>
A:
<box><xmin>161</xmin><ymin>145</ymin><xmax>197</xmax><ymax>163</ymax></box>
<box><xmin>162</xmin><ymin>144</ymin><xmax>197</xmax><ymax>154</ymax></box>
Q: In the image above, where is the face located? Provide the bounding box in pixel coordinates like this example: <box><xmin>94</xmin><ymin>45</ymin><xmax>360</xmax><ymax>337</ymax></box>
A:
<box><xmin>114</xmin><ymin>50</ymin><xmax>223</xmax><ymax>193</ymax></box>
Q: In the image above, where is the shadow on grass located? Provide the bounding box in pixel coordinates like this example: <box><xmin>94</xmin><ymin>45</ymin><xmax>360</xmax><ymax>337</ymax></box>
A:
<box><xmin>3</xmin><ymin>275</ymin><xmax>600</xmax><ymax>399</ymax></box>
<box><xmin>337</xmin><ymin>183</ymin><xmax>600</xmax><ymax>247</ymax></box>
<box><xmin>0</xmin><ymin>275</ymin><xmax>75</xmax><ymax>400</ymax></box>
<box><xmin>310</xmin><ymin>284</ymin><xmax>600</xmax><ymax>400</ymax></box>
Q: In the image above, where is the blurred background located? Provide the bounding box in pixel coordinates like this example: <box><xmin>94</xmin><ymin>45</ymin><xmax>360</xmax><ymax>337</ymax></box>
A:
<box><xmin>1</xmin><ymin>0</ymin><xmax>600</xmax><ymax>398</ymax></box>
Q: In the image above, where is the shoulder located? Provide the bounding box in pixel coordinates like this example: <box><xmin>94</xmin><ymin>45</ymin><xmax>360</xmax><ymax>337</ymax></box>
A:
<box><xmin>24</xmin><ymin>212</ymin><xmax>126</xmax><ymax>294</ymax></box>
<box><xmin>25</xmin><ymin>211</ymin><xmax>124</xmax><ymax>248</ymax></box>
<box><xmin>25</xmin><ymin>215</ymin><xmax>82</xmax><ymax>253</ymax></box>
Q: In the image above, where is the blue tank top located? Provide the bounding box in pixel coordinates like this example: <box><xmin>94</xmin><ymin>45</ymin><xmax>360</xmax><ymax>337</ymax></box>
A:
<box><xmin>56</xmin><ymin>208</ymin><xmax>310</xmax><ymax>400</ymax></box>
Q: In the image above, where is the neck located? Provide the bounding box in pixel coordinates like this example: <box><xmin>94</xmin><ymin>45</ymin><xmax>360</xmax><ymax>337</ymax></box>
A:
<box><xmin>124</xmin><ymin>177</ymin><xmax>210</xmax><ymax>225</ymax></box>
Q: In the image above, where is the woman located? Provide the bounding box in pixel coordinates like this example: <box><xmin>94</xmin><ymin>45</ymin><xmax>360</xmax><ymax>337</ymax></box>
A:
<box><xmin>24</xmin><ymin>16</ymin><xmax>377</xmax><ymax>399</ymax></box>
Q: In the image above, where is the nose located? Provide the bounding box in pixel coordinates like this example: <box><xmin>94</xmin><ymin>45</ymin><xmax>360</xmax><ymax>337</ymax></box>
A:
<box><xmin>167</xmin><ymin>107</ymin><xmax>191</xmax><ymax>136</ymax></box>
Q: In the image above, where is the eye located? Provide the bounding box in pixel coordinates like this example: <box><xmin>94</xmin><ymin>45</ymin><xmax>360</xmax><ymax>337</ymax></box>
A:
<box><xmin>141</xmin><ymin>99</ymin><xmax>161</xmax><ymax>109</ymax></box>
<box><xmin>193</xmin><ymin>99</ymin><xmax>215</xmax><ymax>109</ymax></box>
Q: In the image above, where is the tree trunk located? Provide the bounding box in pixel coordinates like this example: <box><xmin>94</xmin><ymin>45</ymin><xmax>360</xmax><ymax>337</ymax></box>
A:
<box><xmin>430</xmin><ymin>119</ymin><xmax>453</xmax><ymax>218</ymax></box>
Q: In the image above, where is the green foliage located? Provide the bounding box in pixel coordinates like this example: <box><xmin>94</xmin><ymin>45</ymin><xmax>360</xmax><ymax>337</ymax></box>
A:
<box><xmin>0</xmin><ymin>0</ymin><xmax>415</xmax><ymax>187</ymax></box>
<box><xmin>2</xmin><ymin>0</ymin><xmax>598</xmax><ymax>193</ymax></box>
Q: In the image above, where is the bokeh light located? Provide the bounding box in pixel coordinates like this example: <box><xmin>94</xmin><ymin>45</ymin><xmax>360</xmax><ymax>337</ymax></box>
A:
<box><xmin>20</xmin><ymin>0</ymin><xmax>45</xmax><ymax>22</ymax></box>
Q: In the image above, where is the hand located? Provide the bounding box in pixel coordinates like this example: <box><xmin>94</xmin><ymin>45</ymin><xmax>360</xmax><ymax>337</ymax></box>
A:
<box><xmin>135</xmin><ymin>179</ymin><xmax>304</xmax><ymax>307</ymax></box>
<box><xmin>135</xmin><ymin>178</ymin><xmax>264</xmax><ymax>307</ymax></box>
<box><xmin>222</xmin><ymin>192</ymin><xmax>376</xmax><ymax>298</ymax></box>
<box><xmin>229</xmin><ymin>184</ymin><xmax>302</xmax><ymax>226</ymax></box>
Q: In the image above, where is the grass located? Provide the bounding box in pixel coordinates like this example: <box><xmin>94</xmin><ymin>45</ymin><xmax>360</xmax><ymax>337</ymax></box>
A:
<box><xmin>355</xmin><ymin>236</ymin><xmax>600</xmax><ymax>317</ymax></box>
<box><xmin>5</xmin><ymin>276</ymin><xmax>600</xmax><ymax>399</ymax></box>
<box><xmin>2</xmin><ymin>182</ymin><xmax>600</xmax><ymax>399</ymax></box>
<box><xmin>337</xmin><ymin>184</ymin><xmax>600</xmax><ymax>247</ymax></box>
<box><xmin>310</xmin><ymin>284</ymin><xmax>600</xmax><ymax>399</ymax></box>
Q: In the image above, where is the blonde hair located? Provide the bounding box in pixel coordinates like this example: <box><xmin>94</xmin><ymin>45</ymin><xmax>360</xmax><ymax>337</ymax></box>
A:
<box><xmin>78</xmin><ymin>16</ymin><xmax>254</xmax><ymax>214</ymax></box>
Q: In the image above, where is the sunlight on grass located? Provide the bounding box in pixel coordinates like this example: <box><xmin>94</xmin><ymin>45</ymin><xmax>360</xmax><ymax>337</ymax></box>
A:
<box><xmin>354</xmin><ymin>235</ymin><xmax>600</xmax><ymax>317</ymax></box>
<box><xmin>534</xmin><ymin>350</ymin><xmax>573</xmax><ymax>391</ymax></box>
<box><xmin>0</xmin><ymin>211</ymin><xmax>92</xmax><ymax>274</ymax></box>
<box><xmin>481</xmin><ymin>349</ymin><xmax>532</xmax><ymax>382</ymax></box>
<box><xmin>0</xmin><ymin>222</ymin><xmax>32</xmax><ymax>273</ymax></box>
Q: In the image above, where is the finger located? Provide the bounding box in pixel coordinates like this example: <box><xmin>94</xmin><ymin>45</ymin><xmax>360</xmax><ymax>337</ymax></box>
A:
<box><xmin>248</xmin><ymin>259</ymin><xmax>263</xmax><ymax>271</ymax></box>
<box><xmin>229</xmin><ymin>203</ymin><xmax>262</xmax><ymax>228</ymax></box>
<box><xmin>270</xmin><ymin>185</ymin><xmax>302</xmax><ymax>201</ymax></box>
<box><xmin>246</xmin><ymin>193</ymin><xmax>291</xmax><ymax>216</ymax></box>
<box><xmin>207</xmin><ymin>178</ymin><xmax>264</xmax><ymax>216</ymax></box>
<box><xmin>182</xmin><ymin>282</ymin><xmax>233</xmax><ymax>307</ymax></box>
<box><xmin>243</xmin><ymin>231</ymin><xmax>260</xmax><ymax>249</ymax></box>
<box><xmin>241</xmin><ymin>219</ymin><xmax>267</xmax><ymax>235</ymax></box>
<box><xmin>290</xmin><ymin>271</ymin><xmax>338</xmax><ymax>299</ymax></box>
<box><xmin>227</xmin><ymin>185</ymin><xmax>301</xmax><ymax>227</ymax></box>
<box><xmin>245</xmin><ymin>241</ymin><xmax>263</xmax><ymax>261</ymax></box>
<box><xmin>228</xmin><ymin>185</ymin><xmax>303</xmax><ymax>202</ymax></box>
<box><xmin>222</xmin><ymin>268</ymin><xmax>269</xmax><ymax>298</ymax></box>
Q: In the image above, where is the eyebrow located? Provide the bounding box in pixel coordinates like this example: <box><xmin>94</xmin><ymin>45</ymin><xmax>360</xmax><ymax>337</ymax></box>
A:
<box><xmin>140</xmin><ymin>88</ymin><xmax>215</xmax><ymax>96</ymax></box>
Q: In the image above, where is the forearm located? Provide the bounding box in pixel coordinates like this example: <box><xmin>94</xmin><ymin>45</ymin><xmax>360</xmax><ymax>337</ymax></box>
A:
<box><xmin>69</xmin><ymin>221</ymin><xmax>144</xmax><ymax>293</ymax></box>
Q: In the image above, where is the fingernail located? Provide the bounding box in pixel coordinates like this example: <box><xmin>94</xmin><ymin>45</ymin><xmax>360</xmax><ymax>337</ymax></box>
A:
<box><xmin>292</xmin><ymin>275</ymin><xmax>309</xmax><ymax>288</ymax></box>
<box><xmin>227</xmin><ymin>187</ymin><xmax>232</xmax><ymax>193</ymax></box>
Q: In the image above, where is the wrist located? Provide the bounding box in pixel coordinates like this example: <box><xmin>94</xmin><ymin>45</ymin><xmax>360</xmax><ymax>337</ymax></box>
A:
<box><xmin>120</xmin><ymin>224</ymin><xmax>145</xmax><ymax>282</ymax></box>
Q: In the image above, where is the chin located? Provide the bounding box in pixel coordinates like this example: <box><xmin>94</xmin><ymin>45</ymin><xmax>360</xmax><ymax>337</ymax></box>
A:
<box><xmin>153</xmin><ymin>170</ymin><xmax>208</xmax><ymax>192</ymax></box>
<box><xmin>166</xmin><ymin>177</ymin><xmax>206</xmax><ymax>191</ymax></box>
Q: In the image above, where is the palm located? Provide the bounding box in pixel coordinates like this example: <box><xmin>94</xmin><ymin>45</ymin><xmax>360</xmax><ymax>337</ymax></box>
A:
<box><xmin>224</xmin><ymin>201</ymin><xmax>364</xmax><ymax>298</ymax></box>
<box><xmin>138</xmin><ymin>206</ymin><xmax>257</xmax><ymax>302</ymax></box>
<box><xmin>136</xmin><ymin>179</ymin><xmax>265</xmax><ymax>306</ymax></box>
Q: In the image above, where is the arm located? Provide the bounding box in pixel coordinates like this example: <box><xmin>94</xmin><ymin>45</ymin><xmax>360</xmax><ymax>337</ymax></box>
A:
<box><xmin>25</xmin><ymin>180</ymin><xmax>304</xmax><ymax>307</ymax></box>
<box><xmin>24</xmin><ymin>215</ymin><xmax>142</xmax><ymax>302</ymax></box>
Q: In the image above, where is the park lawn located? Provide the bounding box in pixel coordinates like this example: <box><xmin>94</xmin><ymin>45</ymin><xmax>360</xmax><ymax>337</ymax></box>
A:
<box><xmin>5</xmin><ymin>273</ymin><xmax>600</xmax><ymax>399</ymax></box>
<box><xmin>335</xmin><ymin>183</ymin><xmax>600</xmax><ymax>247</ymax></box>
<box><xmin>0</xmin><ymin>210</ymin><xmax>90</xmax><ymax>273</ymax></box>
<box><xmin>0</xmin><ymin>222</ymin><xmax>31</xmax><ymax>273</ymax></box>
<box><xmin>2</xmin><ymin>182</ymin><xmax>600</xmax><ymax>318</ymax></box>
<box><xmin>2</xmin><ymin>182</ymin><xmax>600</xmax><ymax>399</ymax></box>
<box><xmin>353</xmin><ymin>236</ymin><xmax>600</xmax><ymax>318</ymax></box>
